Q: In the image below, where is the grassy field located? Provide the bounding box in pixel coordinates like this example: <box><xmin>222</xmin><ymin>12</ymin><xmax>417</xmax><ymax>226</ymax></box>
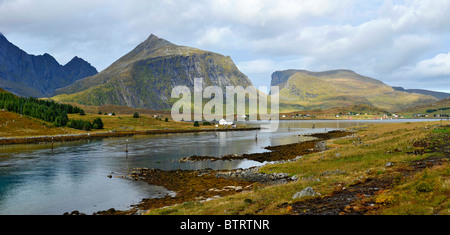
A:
<box><xmin>145</xmin><ymin>120</ymin><xmax>449</xmax><ymax>215</ymax></box>
<box><xmin>67</xmin><ymin>112</ymin><xmax>214</xmax><ymax>132</ymax></box>
<box><xmin>0</xmin><ymin>110</ymin><xmax>84</xmax><ymax>137</ymax></box>
<box><xmin>0</xmin><ymin>108</ymin><xmax>240</xmax><ymax>140</ymax></box>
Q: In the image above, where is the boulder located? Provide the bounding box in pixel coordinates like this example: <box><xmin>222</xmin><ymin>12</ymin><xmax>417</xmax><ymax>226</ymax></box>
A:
<box><xmin>292</xmin><ymin>186</ymin><xmax>316</xmax><ymax>199</ymax></box>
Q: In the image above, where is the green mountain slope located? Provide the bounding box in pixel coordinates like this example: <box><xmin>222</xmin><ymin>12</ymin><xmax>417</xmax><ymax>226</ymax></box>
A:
<box><xmin>272</xmin><ymin>69</ymin><xmax>438</xmax><ymax>112</ymax></box>
<box><xmin>53</xmin><ymin>34</ymin><xmax>253</xmax><ymax>110</ymax></box>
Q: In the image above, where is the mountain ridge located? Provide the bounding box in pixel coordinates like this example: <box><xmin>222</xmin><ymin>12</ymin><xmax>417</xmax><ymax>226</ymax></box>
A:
<box><xmin>392</xmin><ymin>86</ymin><xmax>450</xmax><ymax>100</ymax></box>
<box><xmin>0</xmin><ymin>33</ymin><xmax>98</xmax><ymax>97</ymax></box>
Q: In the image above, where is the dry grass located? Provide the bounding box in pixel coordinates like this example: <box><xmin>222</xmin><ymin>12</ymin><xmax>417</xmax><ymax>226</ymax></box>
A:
<box><xmin>1</xmin><ymin>108</ymin><xmax>234</xmax><ymax>139</ymax></box>
<box><xmin>145</xmin><ymin>120</ymin><xmax>449</xmax><ymax>215</ymax></box>
<box><xmin>0</xmin><ymin>110</ymin><xmax>83</xmax><ymax>137</ymax></box>
<box><xmin>67</xmin><ymin>113</ymin><xmax>231</xmax><ymax>133</ymax></box>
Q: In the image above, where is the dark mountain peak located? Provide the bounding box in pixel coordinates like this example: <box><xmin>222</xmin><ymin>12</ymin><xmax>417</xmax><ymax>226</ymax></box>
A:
<box><xmin>147</xmin><ymin>33</ymin><xmax>158</xmax><ymax>40</ymax></box>
<box><xmin>0</xmin><ymin>34</ymin><xmax>98</xmax><ymax>97</ymax></box>
<box><xmin>0</xmin><ymin>32</ymin><xmax>7</xmax><ymax>41</ymax></box>
<box><xmin>38</xmin><ymin>53</ymin><xmax>60</xmax><ymax>66</ymax></box>
<box><xmin>139</xmin><ymin>33</ymin><xmax>174</xmax><ymax>50</ymax></box>
<box><xmin>64</xmin><ymin>56</ymin><xmax>98</xmax><ymax>73</ymax></box>
<box><xmin>66</xmin><ymin>56</ymin><xmax>88</xmax><ymax>65</ymax></box>
<box><xmin>0</xmin><ymin>34</ymin><xmax>27</xmax><ymax>57</ymax></box>
<box><xmin>41</xmin><ymin>52</ymin><xmax>53</xmax><ymax>58</ymax></box>
<box><xmin>112</xmin><ymin>34</ymin><xmax>178</xmax><ymax>65</ymax></box>
<box><xmin>145</xmin><ymin>34</ymin><xmax>165</xmax><ymax>43</ymax></box>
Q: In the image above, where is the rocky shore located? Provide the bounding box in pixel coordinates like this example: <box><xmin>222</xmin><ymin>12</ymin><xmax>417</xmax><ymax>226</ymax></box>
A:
<box><xmin>214</xmin><ymin>165</ymin><xmax>298</xmax><ymax>184</ymax></box>
<box><xmin>178</xmin><ymin>130</ymin><xmax>351</xmax><ymax>163</ymax></box>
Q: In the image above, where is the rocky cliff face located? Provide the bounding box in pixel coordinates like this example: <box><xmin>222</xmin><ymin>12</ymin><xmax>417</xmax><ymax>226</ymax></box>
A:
<box><xmin>53</xmin><ymin>34</ymin><xmax>253</xmax><ymax>110</ymax></box>
<box><xmin>270</xmin><ymin>69</ymin><xmax>304</xmax><ymax>94</ymax></box>
<box><xmin>0</xmin><ymin>33</ymin><xmax>98</xmax><ymax>97</ymax></box>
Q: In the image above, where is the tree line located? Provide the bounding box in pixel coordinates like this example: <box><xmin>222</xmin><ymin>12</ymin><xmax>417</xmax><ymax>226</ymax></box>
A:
<box><xmin>67</xmin><ymin>118</ymin><xmax>103</xmax><ymax>131</ymax></box>
<box><xmin>426</xmin><ymin>107</ymin><xmax>450</xmax><ymax>113</ymax></box>
<box><xmin>0</xmin><ymin>92</ymin><xmax>103</xmax><ymax>130</ymax></box>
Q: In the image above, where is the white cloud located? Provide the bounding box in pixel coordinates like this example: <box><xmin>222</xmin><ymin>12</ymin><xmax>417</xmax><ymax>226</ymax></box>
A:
<box><xmin>404</xmin><ymin>52</ymin><xmax>450</xmax><ymax>77</ymax></box>
<box><xmin>0</xmin><ymin>0</ymin><xmax>449</xmax><ymax>91</ymax></box>
<box><xmin>386</xmin><ymin>51</ymin><xmax>450</xmax><ymax>92</ymax></box>
<box><xmin>390</xmin><ymin>0</ymin><xmax>450</xmax><ymax>33</ymax></box>
<box><xmin>237</xmin><ymin>59</ymin><xmax>279</xmax><ymax>76</ymax></box>
<box><xmin>197</xmin><ymin>27</ymin><xmax>234</xmax><ymax>47</ymax></box>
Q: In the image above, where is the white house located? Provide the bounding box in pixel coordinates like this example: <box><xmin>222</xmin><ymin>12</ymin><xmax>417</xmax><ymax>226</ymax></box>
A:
<box><xmin>219</xmin><ymin>119</ymin><xmax>233</xmax><ymax>126</ymax></box>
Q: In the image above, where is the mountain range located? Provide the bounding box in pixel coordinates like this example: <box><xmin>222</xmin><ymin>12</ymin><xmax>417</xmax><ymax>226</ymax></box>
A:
<box><xmin>0</xmin><ymin>33</ymin><xmax>445</xmax><ymax>114</ymax></box>
<box><xmin>271</xmin><ymin>69</ymin><xmax>438</xmax><ymax>113</ymax></box>
<box><xmin>52</xmin><ymin>34</ymin><xmax>253</xmax><ymax>110</ymax></box>
<box><xmin>0</xmin><ymin>33</ymin><xmax>98</xmax><ymax>97</ymax></box>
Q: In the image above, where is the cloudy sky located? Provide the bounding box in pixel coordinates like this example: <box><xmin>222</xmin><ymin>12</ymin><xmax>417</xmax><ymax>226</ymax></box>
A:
<box><xmin>1</xmin><ymin>0</ymin><xmax>449</xmax><ymax>92</ymax></box>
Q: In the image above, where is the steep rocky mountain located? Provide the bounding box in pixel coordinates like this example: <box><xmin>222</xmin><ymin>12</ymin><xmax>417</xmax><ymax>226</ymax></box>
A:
<box><xmin>271</xmin><ymin>69</ymin><xmax>438</xmax><ymax>112</ymax></box>
<box><xmin>0</xmin><ymin>33</ymin><xmax>98</xmax><ymax>97</ymax></box>
<box><xmin>53</xmin><ymin>34</ymin><xmax>253</xmax><ymax>110</ymax></box>
<box><xmin>392</xmin><ymin>86</ymin><xmax>450</xmax><ymax>100</ymax></box>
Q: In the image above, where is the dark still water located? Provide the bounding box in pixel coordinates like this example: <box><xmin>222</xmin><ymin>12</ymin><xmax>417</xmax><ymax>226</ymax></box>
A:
<box><xmin>0</xmin><ymin>119</ymin><xmax>435</xmax><ymax>214</ymax></box>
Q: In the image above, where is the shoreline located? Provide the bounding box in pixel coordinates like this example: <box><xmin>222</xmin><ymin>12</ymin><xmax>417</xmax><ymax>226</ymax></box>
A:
<box><xmin>0</xmin><ymin>127</ymin><xmax>260</xmax><ymax>145</ymax></box>
<box><xmin>92</xmin><ymin>130</ymin><xmax>353</xmax><ymax>215</ymax></box>
<box><xmin>129</xmin><ymin>122</ymin><xmax>448</xmax><ymax>215</ymax></box>
<box><xmin>1</xmin><ymin>118</ymin><xmax>441</xmax><ymax>146</ymax></box>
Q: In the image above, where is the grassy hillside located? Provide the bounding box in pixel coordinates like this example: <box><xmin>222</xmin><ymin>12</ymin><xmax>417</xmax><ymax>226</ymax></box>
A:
<box><xmin>276</xmin><ymin>70</ymin><xmax>437</xmax><ymax>113</ymax></box>
<box><xmin>280</xmin><ymin>104</ymin><xmax>390</xmax><ymax>119</ymax></box>
<box><xmin>0</xmin><ymin>110</ymin><xmax>83</xmax><ymax>138</ymax></box>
